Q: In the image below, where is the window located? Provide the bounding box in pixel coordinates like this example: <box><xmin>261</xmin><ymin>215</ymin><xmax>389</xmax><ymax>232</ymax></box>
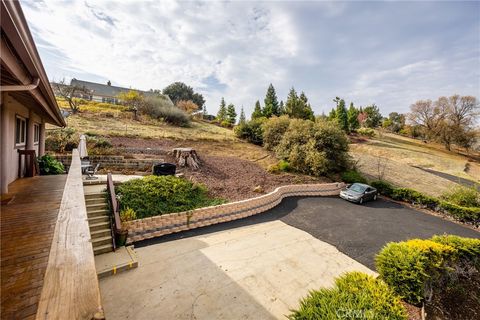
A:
<box><xmin>34</xmin><ymin>124</ymin><xmax>40</xmax><ymax>144</ymax></box>
<box><xmin>15</xmin><ymin>116</ymin><xmax>26</xmax><ymax>146</ymax></box>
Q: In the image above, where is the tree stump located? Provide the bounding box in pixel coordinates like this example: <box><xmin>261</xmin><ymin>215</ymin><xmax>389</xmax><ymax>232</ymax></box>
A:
<box><xmin>173</xmin><ymin>148</ymin><xmax>201</xmax><ymax>170</ymax></box>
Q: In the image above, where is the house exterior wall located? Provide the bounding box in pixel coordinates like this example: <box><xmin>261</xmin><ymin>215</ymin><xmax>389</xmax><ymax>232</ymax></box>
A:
<box><xmin>0</xmin><ymin>93</ymin><xmax>46</xmax><ymax>193</ymax></box>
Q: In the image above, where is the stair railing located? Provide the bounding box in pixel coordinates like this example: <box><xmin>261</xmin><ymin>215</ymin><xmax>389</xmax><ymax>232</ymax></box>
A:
<box><xmin>106</xmin><ymin>172</ymin><xmax>122</xmax><ymax>251</ymax></box>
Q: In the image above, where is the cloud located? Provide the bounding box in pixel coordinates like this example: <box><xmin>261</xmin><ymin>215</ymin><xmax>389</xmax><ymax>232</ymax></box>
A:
<box><xmin>22</xmin><ymin>0</ymin><xmax>479</xmax><ymax>118</ymax></box>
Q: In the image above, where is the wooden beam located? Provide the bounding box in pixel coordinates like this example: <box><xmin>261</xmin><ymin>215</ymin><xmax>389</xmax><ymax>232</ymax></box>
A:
<box><xmin>36</xmin><ymin>149</ymin><xmax>104</xmax><ymax>320</ymax></box>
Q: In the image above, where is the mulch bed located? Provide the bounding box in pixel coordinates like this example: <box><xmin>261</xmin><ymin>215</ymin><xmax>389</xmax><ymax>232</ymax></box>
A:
<box><xmin>109</xmin><ymin>136</ymin><xmax>329</xmax><ymax>202</ymax></box>
<box><xmin>176</xmin><ymin>155</ymin><xmax>327</xmax><ymax>202</ymax></box>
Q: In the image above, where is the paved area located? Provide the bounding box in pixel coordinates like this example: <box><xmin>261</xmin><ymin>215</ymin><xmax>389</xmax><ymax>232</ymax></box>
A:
<box><xmin>100</xmin><ymin>220</ymin><xmax>374</xmax><ymax>319</ymax></box>
<box><xmin>137</xmin><ymin>196</ymin><xmax>479</xmax><ymax>270</ymax></box>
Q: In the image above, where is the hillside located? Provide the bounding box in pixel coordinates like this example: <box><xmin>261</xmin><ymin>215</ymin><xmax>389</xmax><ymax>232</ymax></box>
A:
<box><xmin>51</xmin><ymin>100</ymin><xmax>480</xmax><ymax>198</ymax></box>
<box><xmin>351</xmin><ymin>132</ymin><xmax>480</xmax><ymax>197</ymax></box>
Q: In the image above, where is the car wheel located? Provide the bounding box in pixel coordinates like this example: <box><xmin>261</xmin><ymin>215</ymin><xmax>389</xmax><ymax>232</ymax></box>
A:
<box><xmin>373</xmin><ymin>194</ymin><xmax>377</xmax><ymax>201</ymax></box>
<box><xmin>359</xmin><ymin>197</ymin><xmax>363</xmax><ymax>204</ymax></box>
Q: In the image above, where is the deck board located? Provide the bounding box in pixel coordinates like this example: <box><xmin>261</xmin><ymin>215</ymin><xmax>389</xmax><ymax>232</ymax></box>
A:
<box><xmin>1</xmin><ymin>175</ymin><xmax>67</xmax><ymax>320</ymax></box>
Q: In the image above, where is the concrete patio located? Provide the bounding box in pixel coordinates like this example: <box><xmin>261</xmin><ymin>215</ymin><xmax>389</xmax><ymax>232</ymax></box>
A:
<box><xmin>99</xmin><ymin>220</ymin><xmax>374</xmax><ymax>319</ymax></box>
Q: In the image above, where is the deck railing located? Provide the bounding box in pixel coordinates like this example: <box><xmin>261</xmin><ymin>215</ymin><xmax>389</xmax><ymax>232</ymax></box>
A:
<box><xmin>36</xmin><ymin>149</ymin><xmax>104</xmax><ymax>320</ymax></box>
<box><xmin>106</xmin><ymin>172</ymin><xmax>122</xmax><ymax>249</ymax></box>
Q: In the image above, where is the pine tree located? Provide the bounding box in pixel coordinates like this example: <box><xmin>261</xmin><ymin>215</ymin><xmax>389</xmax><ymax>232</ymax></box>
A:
<box><xmin>251</xmin><ymin>100</ymin><xmax>263</xmax><ymax>119</ymax></box>
<box><xmin>217</xmin><ymin>97</ymin><xmax>227</xmax><ymax>122</ymax></box>
<box><xmin>263</xmin><ymin>83</ymin><xmax>280</xmax><ymax>118</ymax></box>
<box><xmin>285</xmin><ymin>87</ymin><xmax>300</xmax><ymax>118</ymax></box>
<box><xmin>299</xmin><ymin>91</ymin><xmax>315</xmax><ymax>120</ymax></box>
<box><xmin>328</xmin><ymin>108</ymin><xmax>336</xmax><ymax>120</ymax></box>
<box><xmin>278</xmin><ymin>100</ymin><xmax>285</xmax><ymax>115</ymax></box>
<box><xmin>347</xmin><ymin>102</ymin><xmax>360</xmax><ymax>132</ymax></box>
<box><xmin>227</xmin><ymin>103</ymin><xmax>237</xmax><ymax>125</ymax></box>
<box><xmin>336</xmin><ymin>99</ymin><xmax>349</xmax><ymax>132</ymax></box>
<box><xmin>239</xmin><ymin>106</ymin><xmax>246</xmax><ymax>125</ymax></box>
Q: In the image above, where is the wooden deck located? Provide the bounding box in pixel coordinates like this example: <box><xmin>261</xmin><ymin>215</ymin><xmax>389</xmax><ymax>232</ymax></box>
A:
<box><xmin>1</xmin><ymin>175</ymin><xmax>67</xmax><ymax>319</ymax></box>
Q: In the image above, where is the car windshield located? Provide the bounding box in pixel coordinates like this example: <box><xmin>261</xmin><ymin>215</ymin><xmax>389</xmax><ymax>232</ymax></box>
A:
<box><xmin>348</xmin><ymin>184</ymin><xmax>366</xmax><ymax>193</ymax></box>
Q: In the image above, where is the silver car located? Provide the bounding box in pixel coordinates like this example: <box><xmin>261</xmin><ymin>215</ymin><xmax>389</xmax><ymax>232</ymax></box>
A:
<box><xmin>339</xmin><ymin>183</ymin><xmax>378</xmax><ymax>204</ymax></box>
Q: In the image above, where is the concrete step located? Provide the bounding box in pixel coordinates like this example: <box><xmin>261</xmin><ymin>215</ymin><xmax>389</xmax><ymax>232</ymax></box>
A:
<box><xmin>87</xmin><ymin>209</ymin><xmax>109</xmax><ymax>218</ymax></box>
<box><xmin>95</xmin><ymin>246</ymin><xmax>138</xmax><ymax>279</ymax></box>
<box><xmin>86</xmin><ymin>203</ymin><xmax>108</xmax><ymax>212</ymax></box>
<box><xmin>92</xmin><ymin>236</ymin><xmax>113</xmax><ymax>247</ymax></box>
<box><xmin>90</xmin><ymin>221</ymin><xmax>110</xmax><ymax>232</ymax></box>
<box><xmin>86</xmin><ymin>198</ymin><xmax>106</xmax><ymax>205</ymax></box>
<box><xmin>94</xmin><ymin>243</ymin><xmax>114</xmax><ymax>255</ymax></box>
<box><xmin>91</xmin><ymin>228</ymin><xmax>112</xmax><ymax>239</ymax></box>
<box><xmin>88</xmin><ymin>215</ymin><xmax>109</xmax><ymax>224</ymax></box>
<box><xmin>85</xmin><ymin>192</ymin><xmax>106</xmax><ymax>200</ymax></box>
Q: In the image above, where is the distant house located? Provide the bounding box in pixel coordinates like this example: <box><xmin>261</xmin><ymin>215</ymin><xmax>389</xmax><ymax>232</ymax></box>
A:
<box><xmin>57</xmin><ymin>78</ymin><xmax>170</xmax><ymax>105</ymax></box>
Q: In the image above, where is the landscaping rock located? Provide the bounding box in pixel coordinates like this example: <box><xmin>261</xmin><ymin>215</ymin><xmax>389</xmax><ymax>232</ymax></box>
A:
<box><xmin>253</xmin><ymin>186</ymin><xmax>264</xmax><ymax>193</ymax></box>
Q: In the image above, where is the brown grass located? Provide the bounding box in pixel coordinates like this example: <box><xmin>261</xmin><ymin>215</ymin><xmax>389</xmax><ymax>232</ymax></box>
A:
<box><xmin>351</xmin><ymin>132</ymin><xmax>479</xmax><ymax>197</ymax></box>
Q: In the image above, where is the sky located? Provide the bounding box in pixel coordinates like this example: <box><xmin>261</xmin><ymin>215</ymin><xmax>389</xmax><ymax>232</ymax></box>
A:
<box><xmin>22</xmin><ymin>0</ymin><xmax>480</xmax><ymax>118</ymax></box>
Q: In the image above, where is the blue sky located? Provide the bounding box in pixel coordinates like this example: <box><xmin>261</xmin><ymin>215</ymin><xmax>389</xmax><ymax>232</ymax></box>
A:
<box><xmin>23</xmin><ymin>0</ymin><xmax>479</xmax><ymax>117</ymax></box>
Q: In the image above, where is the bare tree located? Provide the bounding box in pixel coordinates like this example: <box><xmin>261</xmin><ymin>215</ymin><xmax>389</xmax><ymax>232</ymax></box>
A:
<box><xmin>52</xmin><ymin>78</ymin><xmax>88</xmax><ymax>114</ymax></box>
<box><xmin>408</xmin><ymin>95</ymin><xmax>479</xmax><ymax>151</ymax></box>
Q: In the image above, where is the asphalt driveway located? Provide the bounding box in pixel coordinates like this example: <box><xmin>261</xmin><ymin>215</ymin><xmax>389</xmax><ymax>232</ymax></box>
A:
<box><xmin>137</xmin><ymin>196</ymin><xmax>479</xmax><ymax>270</ymax></box>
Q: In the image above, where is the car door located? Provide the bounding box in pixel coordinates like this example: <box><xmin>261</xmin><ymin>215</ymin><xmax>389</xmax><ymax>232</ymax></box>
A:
<box><xmin>365</xmin><ymin>188</ymin><xmax>374</xmax><ymax>201</ymax></box>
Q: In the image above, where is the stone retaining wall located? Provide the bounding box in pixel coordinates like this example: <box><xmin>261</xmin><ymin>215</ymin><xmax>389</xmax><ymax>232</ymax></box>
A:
<box><xmin>125</xmin><ymin>182</ymin><xmax>345</xmax><ymax>244</ymax></box>
<box><xmin>54</xmin><ymin>154</ymin><xmax>163</xmax><ymax>171</ymax></box>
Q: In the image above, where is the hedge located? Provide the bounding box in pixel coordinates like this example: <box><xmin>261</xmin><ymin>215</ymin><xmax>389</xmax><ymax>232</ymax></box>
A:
<box><xmin>288</xmin><ymin>272</ymin><xmax>407</xmax><ymax>320</ymax></box>
<box><xmin>376</xmin><ymin>235</ymin><xmax>480</xmax><ymax>306</ymax></box>
<box><xmin>370</xmin><ymin>180</ymin><xmax>480</xmax><ymax>226</ymax></box>
<box><xmin>115</xmin><ymin>175</ymin><xmax>225</xmax><ymax>219</ymax></box>
<box><xmin>341</xmin><ymin>169</ymin><xmax>368</xmax><ymax>184</ymax></box>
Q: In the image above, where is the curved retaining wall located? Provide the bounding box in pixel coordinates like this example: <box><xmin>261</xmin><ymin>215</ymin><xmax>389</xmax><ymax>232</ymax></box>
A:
<box><xmin>125</xmin><ymin>182</ymin><xmax>345</xmax><ymax>244</ymax></box>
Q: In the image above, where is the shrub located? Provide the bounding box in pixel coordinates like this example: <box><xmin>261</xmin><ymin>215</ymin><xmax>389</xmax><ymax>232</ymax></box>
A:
<box><xmin>288</xmin><ymin>272</ymin><xmax>407</xmax><ymax>320</ymax></box>
<box><xmin>263</xmin><ymin>115</ymin><xmax>291</xmax><ymax>151</ymax></box>
<box><xmin>142</xmin><ymin>95</ymin><xmax>190</xmax><ymax>126</ymax></box>
<box><xmin>438</xmin><ymin>201</ymin><xmax>480</xmax><ymax>224</ymax></box>
<box><xmin>176</xmin><ymin>100</ymin><xmax>199</xmax><ymax>114</ymax></box>
<box><xmin>120</xmin><ymin>207</ymin><xmax>137</xmax><ymax>229</ymax></box>
<box><xmin>358</xmin><ymin>127</ymin><xmax>375</xmax><ymax>137</ymax></box>
<box><xmin>267</xmin><ymin>160</ymin><xmax>290</xmax><ymax>173</ymax></box>
<box><xmin>275</xmin><ymin>119</ymin><xmax>350</xmax><ymax>176</ymax></box>
<box><xmin>45</xmin><ymin>127</ymin><xmax>78</xmax><ymax>153</ymax></box>
<box><xmin>116</xmin><ymin>175</ymin><xmax>225</xmax><ymax>218</ymax></box>
<box><xmin>234</xmin><ymin>118</ymin><xmax>266</xmax><ymax>145</ymax></box>
<box><xmin>391</xmin><ymin>188</ymin><xmax>440</xmax><ymax>210</ymax></box>
<box><xmin>441</xmin><ymin>184</ymin><xmax>480</xmax><ymax>207</ymax></box>
<box><xmin>430</xmin><ymin>234</ymin><xmax>480</xmax><ymax>266</ymax></box>
<box><xmin>376</xmin><ymin>239</ymin><xmax>455</xmax><ymax>305</ymax></box>
<box><xmin>341</xmin><ymin>170</ymin><xmax>367</xmax><ymax>184</ymax></box>
<box><xmin>370</xmin><ymin>180</ymin><xmax>394</xmax><ymax>196</ymax></box>
<box><xmin>38</xmin><ymin>155</ymin><xmax>65</xmax><ymax>175</ymax></box>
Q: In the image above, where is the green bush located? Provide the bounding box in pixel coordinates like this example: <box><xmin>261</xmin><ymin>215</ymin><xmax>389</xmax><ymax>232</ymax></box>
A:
<box><xmin>438</xmin><ymin>201</ymin><xmax>480</xmax><ymax>224</ymax></box>
<box><xmin>431</xmin><ymin>234</ymin><xmax>480</xmax><ymax>266</ymax></box>
<box><xmin>267</xmin><ymin>160</ymin><xmax>290</xmax><ymax>173</ymax></box>
<box><xmin>376</xmin><ymin>236</ymin><xmax>480</xmax><ymax>307</ymax></box>
<box><xmin>116</xmin><ymin>175</ymin><xmax>225</xmax><ymax>218</ymax></box>
<box><xmin>45</xmin><ymin>127</ymin><xmax>78</xmax><ymax>153</ymax></box>
<box><xmin>341</xmin><ymin>170</ymin><xmax>367</xmax><ymax>184</ymax></box>
<box><xmin>358</xmin><ymin>127</ymin><xmax>375</xmax><ymax>137</ymax></box>
<box><xmin>441</xmin><ymin>184</ymin><xmax>480</xmax><ymax>207</ymax></box>
<box><xmin>234</xmin><ymin>118</ymin><xmax>266</xmax><ymax>145</ymax></box>
<box><xmin>376</xmin><ymin>239</ymin><xmax>455</xmax><ymax>305</ymax></box>
<box><xmin>288</xmin><ymin>272</ymin><xmax>407</xmax><ymax>320</ymax></box>
<box><xmin>390</xmin><ymin>188</ymin><xmax>440</xmax><ymax>210</ymax></box>
<box><xmin>370</xmin><ymin>180</ymin><xmax>394</xmax><ymax>196</ymax></box>
<box><xmin>263</xmin><ymin>115</ymin><xmax>291</xmax><ymax>151</ymax></box>
<box><xmin>38</xmin><ymin>155</ymin><xmax>65</xmax><ymax>175</ymax></box>
<box><xmin>275</xmin><ymin>119</ymin><xmax>350</xmax><ymax>176</ymax></box>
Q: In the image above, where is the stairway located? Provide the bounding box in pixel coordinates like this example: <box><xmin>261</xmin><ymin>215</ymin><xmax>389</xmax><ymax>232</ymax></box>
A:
<box><xmin>85</xmin><ymin>192</ymin><xmax>114</xmax><ymax>255</ymax></box>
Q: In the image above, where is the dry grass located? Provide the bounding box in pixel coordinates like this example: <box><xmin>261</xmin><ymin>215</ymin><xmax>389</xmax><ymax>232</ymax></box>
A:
<box><xmin>351</xmin><ymin>132</ymin><xmax>480</xmax><ymax>197</ymax></box>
